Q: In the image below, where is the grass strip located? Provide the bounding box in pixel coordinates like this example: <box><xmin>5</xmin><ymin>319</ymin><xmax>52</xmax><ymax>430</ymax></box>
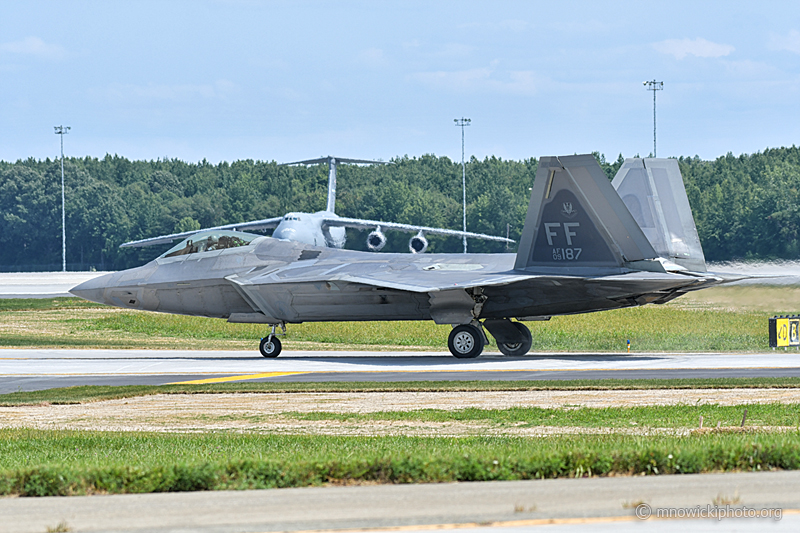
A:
<box><xmin>285</xmin><ymin>403</ymin><xmax>800</xmax><ymax>429</ymax></box>
<box><xmin>0</xmin><ymin>297</ymin><xmax>104</xmax><ymax>312</ymax></box>
<box><xmin>0</xmin><ymin>295</ymin><xmax>777</xmax><ymax>351</ymax></box>
<box><xmin>1</xmin><ymin>430</ymin><xmax>798</xmax><ymax>496</ymax></box>
<box><xmin>3</xmin><ymin>378</ymin><xmax>800</xmax><ymax>406</ymax></box>
<box><xmin>77</xmin><ymin>305</ymin><xmax>768</xmax><ymax>351</ymax></box>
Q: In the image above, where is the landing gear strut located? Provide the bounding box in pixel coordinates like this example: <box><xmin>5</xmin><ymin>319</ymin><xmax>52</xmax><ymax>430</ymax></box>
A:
<box><xmin>259</xmin><ymin>324</ymin><xmax>285</xmax><ymax>358</ymax></box>
<box><xmin>447</xmin><ymin>323</ymin><xmax>486</xmax><ymax>358</ymax></box>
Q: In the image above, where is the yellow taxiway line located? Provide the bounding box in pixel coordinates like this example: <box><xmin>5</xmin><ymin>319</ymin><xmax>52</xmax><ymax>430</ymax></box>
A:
<box><xmin>168</xmin><ymin>372</ymin><xmax>305</xmax><ymax>384</ymax></box>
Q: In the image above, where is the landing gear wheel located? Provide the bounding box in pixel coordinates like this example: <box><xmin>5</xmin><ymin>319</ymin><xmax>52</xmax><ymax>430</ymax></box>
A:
<box><xmin>448</xmin><ymin>324</ymin><xmax>485</xmax><ymax>359</ymax></box>
<box><xmin>259</xmin><ymin>336</ymin><xmax>282</xmax><ymax>358</ymax></box>
<box><xmin>497</xmin><ymin>322</ymin><xmax>532</xmax><ymax>356</ymax></box>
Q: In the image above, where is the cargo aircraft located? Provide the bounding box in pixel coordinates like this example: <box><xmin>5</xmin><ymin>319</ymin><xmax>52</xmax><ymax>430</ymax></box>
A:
<box><xmin>73</xmin><ymin>155</ymin><xmax>732</xmax><ymax>358</ymax></box>
<box><xmin>120</xmin><ymin>156</ymin><xmax>515</xmax><ymax>254</ymax></box>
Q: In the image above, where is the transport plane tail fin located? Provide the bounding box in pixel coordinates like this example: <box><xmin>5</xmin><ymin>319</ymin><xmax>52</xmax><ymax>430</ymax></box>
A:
<box><xmin>612</xmin><ymin>158</ymin><xmax>707</xmax><ymax>272</ymax></box>
<box><xmin>514</xmin><ymin>154</ymin><xmax>658</xmax><ymax>272</ymax></box>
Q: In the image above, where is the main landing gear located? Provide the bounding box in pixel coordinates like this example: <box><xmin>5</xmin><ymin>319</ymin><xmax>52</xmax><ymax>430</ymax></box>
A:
<box><xmin>496</xmin><ymin>322</ymin><xmax>533</xmax><ymax>356</ymax></box>
<box><xmin>259</xmin><ymin>324</ymin><xmax>285</xmax><ymax>358</ymax></box>
<box><xmin>447</xmin><ymin>320</ymin><xmax>532</xmax><ymax>358</ymax></box>
<box><xmin>447</xmin><ymin>324</ymin><xmax>486</xmax><ymax>359</ymax></box>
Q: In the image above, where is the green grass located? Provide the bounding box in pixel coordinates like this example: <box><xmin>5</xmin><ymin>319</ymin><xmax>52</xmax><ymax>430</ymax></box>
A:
<box><xmin>285</xmin><ymin>403</ymin><xmax>800</xmax><ymax>429</ymax></box>
<box><xmin>0</xmin><ymin>297</ymin><xmax>103</xmax><ymax>312</ymax></box>
<box><xmin>81</xmin><ymin>312</ymin><xmax>453</xmax><ymax>346</ymax></box>
<box><xmin>80</xmin><ymin>305</ymin><xmax>766</xmax><ymax>351</ymax></box>
<box><xmin>0</xmin><ymin>293</ymin><xmax>774</xmax><ymax>351</ymax></box>
<box><xmin>1</xmin><ymin>429</ymin><xmax>799</xmax><ymax>496</ymax></box>
<box><xmin>3</xmin><ymin>378</ymin><xmax>800</xmax><ymax>406</ymax></box>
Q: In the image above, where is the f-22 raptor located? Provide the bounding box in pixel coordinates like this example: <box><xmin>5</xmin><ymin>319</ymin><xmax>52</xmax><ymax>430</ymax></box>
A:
<box><xmin>72</xmin><ymin>154</ymin><xmax>730</xmax><ymax>358</ymax></box>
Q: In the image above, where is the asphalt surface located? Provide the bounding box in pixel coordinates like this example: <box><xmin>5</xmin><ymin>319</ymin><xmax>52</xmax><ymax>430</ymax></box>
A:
<box><xmin>2</xmin><ymin>348</ymin><xmax>800</xmax><ymax>393</ymax></box>
<box><xmin>2</xmin><ymin>471</ymin><xmax>796</xmax><ymax>533</ymax></box>
<box><xmin>0</xmin><ymin>272</ymin><xmax>110</xmax><ymax>299</ymax></box>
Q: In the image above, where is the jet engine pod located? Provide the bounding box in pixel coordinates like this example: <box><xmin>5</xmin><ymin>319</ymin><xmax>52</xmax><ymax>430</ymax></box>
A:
<box><xmin>409</xmin><ymin>230</ymin><xmax>428</xmax><ymax>254</ymax></box>
<box><xmin>366</xmin><ymin>227</ymin><xmax>387</xmax><ymax>251</ymax></box>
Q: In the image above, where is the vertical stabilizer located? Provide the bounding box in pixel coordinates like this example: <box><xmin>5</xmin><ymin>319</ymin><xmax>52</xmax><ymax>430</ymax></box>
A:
<box><xmin>612</xmin><ymin>158</ymin><xmax>706</xmax><ymax>272</ymax></box>
<box><xmin>515</xmin><ymin>155</ymin><xmax>658</xmax><ymax>272</ymax></box>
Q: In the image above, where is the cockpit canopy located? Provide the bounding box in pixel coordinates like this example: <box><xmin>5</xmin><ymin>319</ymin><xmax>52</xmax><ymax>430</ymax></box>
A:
<box><xmin>160</xmin><ymin>230</ymin><xmax>262</xmax><ymax>258</ymax></box>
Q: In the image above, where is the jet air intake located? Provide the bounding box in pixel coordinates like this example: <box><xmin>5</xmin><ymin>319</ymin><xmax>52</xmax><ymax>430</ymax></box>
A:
<box><xmin>366</xmin><ymin>227</ymin><xmax>387</xmax><ymax>251</ymax></box>
<box><xmin>409</xmin><ymin>231</ymin><xmax>428</xmax><ymax>254</ymax></box>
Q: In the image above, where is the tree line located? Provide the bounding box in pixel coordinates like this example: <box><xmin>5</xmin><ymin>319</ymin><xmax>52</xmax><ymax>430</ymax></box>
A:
<box><xmin>1</xmin><ymin>147</ymin><xmax>798</xmax><ymax>271</ymax></box>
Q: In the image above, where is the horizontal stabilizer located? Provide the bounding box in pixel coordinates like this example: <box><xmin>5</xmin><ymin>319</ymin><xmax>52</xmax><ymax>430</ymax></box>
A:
<box><xmin>514</xmin><ymin>155</ymin><xmax>657</xmax><ymax>272</ymax></box>
<box><xmin>612</xmin><ymin>158</ymin><xmax>707</xmax><ymax>272</ymax></box>
<box><xmin>281</xmin><ymin>156</ymin><xmax>387</xmax><ymax>166</ymax></box>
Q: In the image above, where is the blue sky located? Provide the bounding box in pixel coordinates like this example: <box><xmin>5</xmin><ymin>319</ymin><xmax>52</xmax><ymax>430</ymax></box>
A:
<box><xmin>2</xmin><ymin>0</ymin><xmax>800</xmax><ymax>164</ymax></box>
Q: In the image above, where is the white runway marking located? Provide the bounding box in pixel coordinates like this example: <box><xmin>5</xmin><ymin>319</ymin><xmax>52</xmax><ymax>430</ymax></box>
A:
<box><xmin>1</xmin><ymin>348</ymin><xmax>798</xmax><ymax>376</ymax></box>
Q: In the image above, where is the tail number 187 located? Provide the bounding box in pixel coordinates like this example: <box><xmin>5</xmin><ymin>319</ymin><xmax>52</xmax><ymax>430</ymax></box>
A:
<box><xmin>552</xmin><ymin>248</ymin><xmax>582</xmax><ymax>261</ymax></box>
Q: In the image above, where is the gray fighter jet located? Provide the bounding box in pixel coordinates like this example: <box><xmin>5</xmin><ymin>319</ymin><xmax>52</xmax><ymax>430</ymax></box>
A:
<box><xmin>72</xmin><ymin>154</ymin><xmax>730</xmax><ymax>358</ymax></box>
<box><xmin>120</xmin><ymin>156</ymin><xmax>515</xmax><ymax>254</ymax></box>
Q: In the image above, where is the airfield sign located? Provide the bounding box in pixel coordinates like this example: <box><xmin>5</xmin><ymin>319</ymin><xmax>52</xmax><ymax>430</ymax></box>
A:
<box><xmin>769</xmin><ymin>315</ymin><xmax>800</xmax><ymax>348</ymax></box>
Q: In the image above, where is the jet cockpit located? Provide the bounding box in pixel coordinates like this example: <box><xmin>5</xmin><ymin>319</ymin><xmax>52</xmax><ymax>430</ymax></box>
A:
<box><xmin>161</xmin><ymin>230</ymin><xmax>262</xmax><ymax>258</ymax></box>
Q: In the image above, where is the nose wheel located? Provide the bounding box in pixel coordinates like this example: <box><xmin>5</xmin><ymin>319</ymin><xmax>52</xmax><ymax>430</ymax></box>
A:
<box><xmin>447</xmin><ymin>324</ymin><xmax>486</xmax><ymax>358</ymax></box>
<box><xmin>259</xmin><ymin>324</ymin><xmax>285</xmax><ymax>358</ymax></box>
<box><xmin>259</xmin><ymin>336</ymin><xmax>282</xmax><ymax>357</ymax></box>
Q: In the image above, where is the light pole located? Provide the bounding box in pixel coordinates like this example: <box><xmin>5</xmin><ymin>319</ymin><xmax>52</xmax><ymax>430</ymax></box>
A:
<box><xmin>454</xmin><ymin>117</ymin><xmax>470</xmax><ymax>253</ymax></box>
<box><xmin>643</xmin><ymin>80</ymin><xmax>663</xmax><ymax>157</ymax></box>
<box><xmin>54</xmin><ymin>125</ymin><xmax>70</xmax><ymax>272</ymax></box>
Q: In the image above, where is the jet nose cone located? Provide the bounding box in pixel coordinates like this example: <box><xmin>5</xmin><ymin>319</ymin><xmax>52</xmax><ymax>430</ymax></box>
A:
<box><xmin>70</xmin><ymin>272</ymin><xmax>114</xmax><ymax>304</ymax></box>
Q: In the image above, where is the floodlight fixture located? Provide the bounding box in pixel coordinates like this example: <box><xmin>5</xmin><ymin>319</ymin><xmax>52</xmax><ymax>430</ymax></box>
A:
<box><xmin>54</xmin><ymin>125</ymin><xmax>71</xmax><ymax>271</ymax></box>
<box><xmin>643</xmin><ymin>80</ymin><xmax>663</xmax><ymax>157</ymax></box>
<box><xmin>454</xmin><ymin>117</ymin><xmax>471</xmax><ymax>253</ymax></box>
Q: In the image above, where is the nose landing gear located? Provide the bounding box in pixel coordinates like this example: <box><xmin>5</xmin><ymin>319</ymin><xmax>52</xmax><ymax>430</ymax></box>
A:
<box><xmin>259</xmin><ymin>323</ymin><xmax>285</xmax><ymax>358</ymax></box>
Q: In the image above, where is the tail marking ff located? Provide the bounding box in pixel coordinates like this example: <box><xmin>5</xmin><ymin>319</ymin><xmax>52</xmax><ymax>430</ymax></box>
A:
<box><xmin>515</xmin><ymin>154</ymin><xmax>707</xmax><ymax>274</ymax></box>
<box><xmin>515</xmin><ymin>155</ymin><xmax>657</xmax><ymax>272</ymax></box>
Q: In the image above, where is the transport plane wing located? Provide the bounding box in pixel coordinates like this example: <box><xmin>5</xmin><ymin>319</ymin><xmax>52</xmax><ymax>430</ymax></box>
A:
<box><xmin>120</xmin><ymin>217</ymin><xmax>285</xmax><ymax>248</ymax></box>
<box><xmin>74</xmin><ymin>154</ymin><xmax>737</xmax><ymax>360</ymax></box>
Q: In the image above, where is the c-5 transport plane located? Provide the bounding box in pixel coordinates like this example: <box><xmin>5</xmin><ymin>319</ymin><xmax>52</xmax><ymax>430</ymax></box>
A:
<box><xmin>73</xmin><ymin>155</ymin><xmax>731</xmax><ymax>359</ymax></box>
<box><xmin>121</xmin><ymin>156</ymin><xmax>514</xmax><ymax>254</ymax></box>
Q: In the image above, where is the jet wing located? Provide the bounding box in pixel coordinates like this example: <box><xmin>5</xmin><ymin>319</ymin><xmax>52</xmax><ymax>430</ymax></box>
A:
<box><xmin>230</xmin><ymin>261</ymin><xmax>534</xmax><ymax>293</ymax></box>
<box><xmin>120</xmin><ymin>217</ymin><xmax>284</xmax><ymax>248</ymax></box>
<box><xmin>322</xmin><ymin>217</ymin><xmax>515</xmax><ymax>243</ymax></box>
<box><xmin>229</xmin><ymin>253</ymin><xmax>718</xmax><ymax>294</ymax></box>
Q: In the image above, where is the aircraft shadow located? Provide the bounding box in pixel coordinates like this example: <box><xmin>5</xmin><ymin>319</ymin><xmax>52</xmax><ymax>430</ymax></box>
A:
<box><xmin>273</xmin><ymin>353</ymin><xmax>672</xmax><ymax>367</ymax></box>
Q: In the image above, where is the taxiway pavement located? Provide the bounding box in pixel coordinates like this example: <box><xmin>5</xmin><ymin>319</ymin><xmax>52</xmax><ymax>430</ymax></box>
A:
<box><xmin>2</xmin><ymin>471</ymin><xmax>796</xmax><ymax>533</ymax></box>
<box><xmin>1</xmin><ymin>348</ymin><xmax>799</xmax><ymax>393</ymax></box>
<box><xmin>0</xmin><ymin>272</ymin><xmax>110</xmax><ymax>299</ymax></box>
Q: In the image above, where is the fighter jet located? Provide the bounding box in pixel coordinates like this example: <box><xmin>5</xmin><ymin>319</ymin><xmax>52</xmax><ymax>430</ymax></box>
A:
<box><xmin>120</xmin><ymin>156</ymin><xmax>514</xmax><ymax>254</ymax></box>
<box><xmin>72</xmin><ymin>154</ymin><xmax>731</xmax><ymax>359</ymax></box>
